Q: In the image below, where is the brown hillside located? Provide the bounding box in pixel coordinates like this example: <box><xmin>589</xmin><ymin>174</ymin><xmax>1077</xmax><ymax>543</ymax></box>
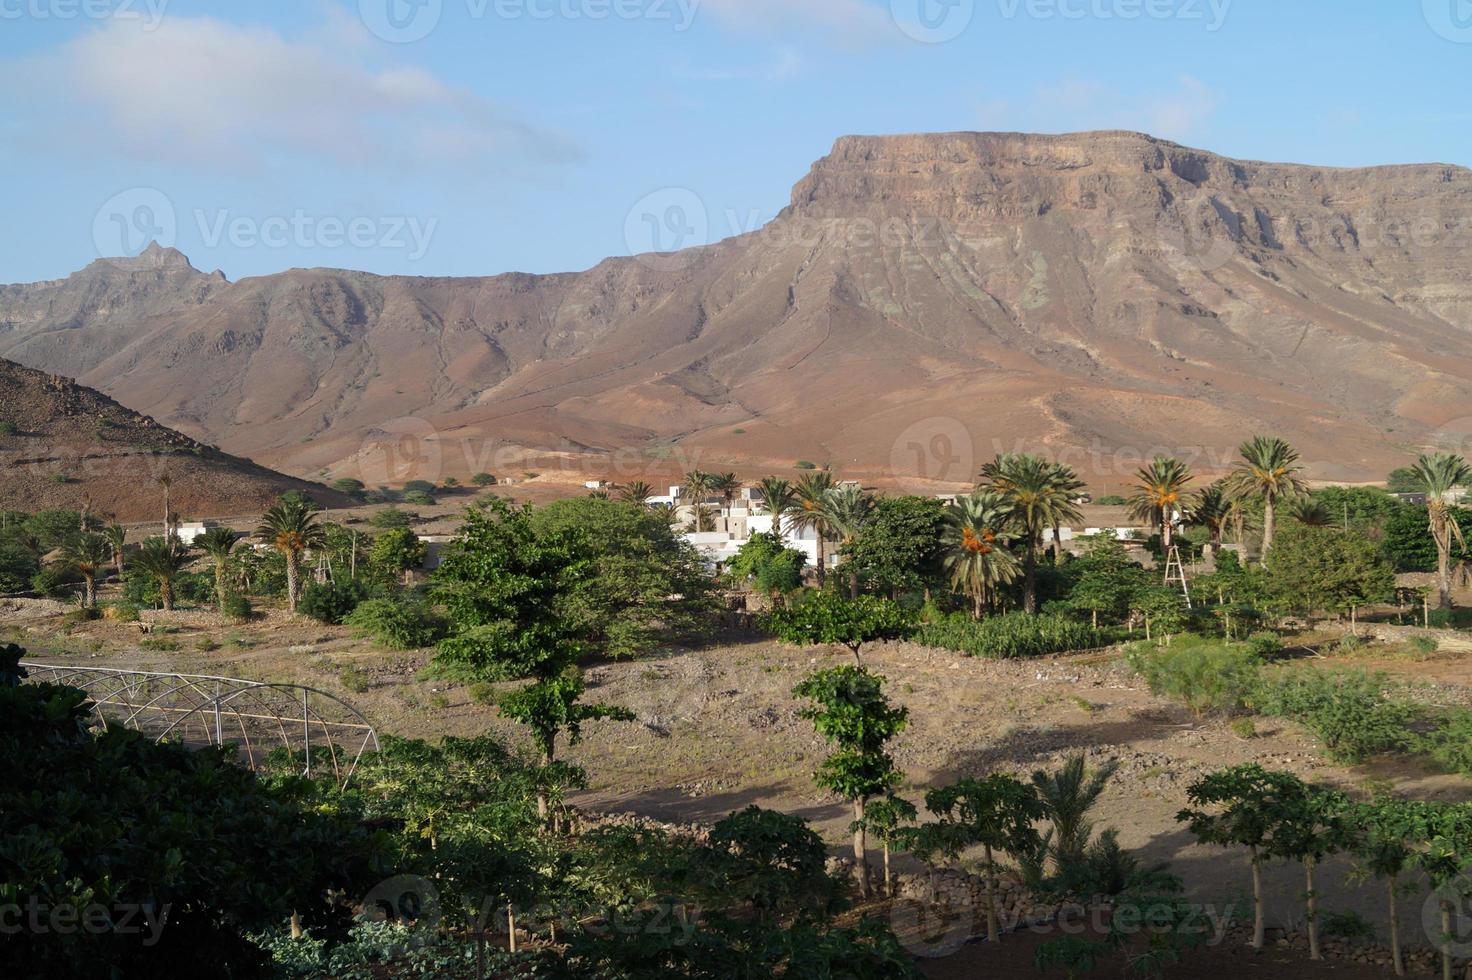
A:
<box><xmin>0</xmin><ymin>358</ymin><xmax>352</xmax><ymax>521</ymax></box>
<box><xmin>3</xmin><ymin>131</ymin><xmax>1471</xmax><ymax>491</ymax></box>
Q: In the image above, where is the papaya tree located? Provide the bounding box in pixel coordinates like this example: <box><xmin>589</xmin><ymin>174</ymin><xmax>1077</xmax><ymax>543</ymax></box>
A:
<box><xmin>857</xmin><ymin>794</ymin><xmax>918</xmax><ymax>898</ymax></box>
<box><xmin>925</xmin><ymin>774</ymin><xmax>1044</xmax><ymax>943</ymax></box>
<box><xmin>1264</xmin><ymin>781</ymin><xmax>1352</xmax><ymax>960</ymax></box>
<box><xmin>793</xmin><ymin>666</ymin><xmax>909</xmax><ymax>897</ymax></box>
<box><xmin>1347</xmin><ymin>798</ymin><xmax>1416</xmax><ymax>976</ymax></box>
<box><xmin>769</xmin><ymin>591</ymin><xmax>912</xmax><ymax>667</ymax></box>
<box><xmin>1403</xmin><ymin>800</ymin><xmax>1472</xmax><ymax>980</ymax></box>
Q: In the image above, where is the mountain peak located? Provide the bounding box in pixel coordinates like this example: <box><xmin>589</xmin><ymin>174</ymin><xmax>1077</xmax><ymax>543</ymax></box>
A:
<box><xmin>95</xmin><ymin>241</ymin><xmax>201</xmax><ymax>274</ymax></box>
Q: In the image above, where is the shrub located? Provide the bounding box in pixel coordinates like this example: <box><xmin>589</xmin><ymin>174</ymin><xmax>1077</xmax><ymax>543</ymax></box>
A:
<box><xmin>402</xmin><ymin>479</ymin><xmax>436</xmax><ymax>494</ymax></box>
<box><xmin>345</xmin><ymin>599</ymin><xmax>444</xmax><ymax>650</ymax></box>
<box><xmin>1094</xmin><ymin>494</ymin><xmax>1127</xmax><ymax>506</ymax></box>
<box><xmin>401</xmin><ymin>490</ymin><xmax>436</xmax><ymax>506</ymax></box>
<box><xmin>124</xmin><ymin>570</ymin><xmax>214</xmax><ymax>607</ymax></box>
<box><xmin>1255</xmin><ymin>669</ymin><xmax>1417</xmax><ymax>763</ymax></box>
<box><xmin>1320</xmin><ymin>909</ymin><xmax>1376</xmax><ymax>943</ymax></box>
<box><xmin>107</xmin><ymin>601</ymin><xmax>141</xmax><ymax>622</ymax></box>
<box><xmin>915</xmin><ymin>611</ymin><xmax>1102</xmax><ymax>660</ymax></box>
<box><xmin>298</xmin><ymin>579</ymin><xmax>369</xmax><ymax>625</ymax></box>
<box><xmin>471</xmin><ymin>472</ymin><xmax>497</xmax><ymax>486</ymax></box>
<box><xmin>1409</xmin><ymin>636</ymin><xmax>1440</xmax><ymax>656</ymax></box>
<box><xmin>0</xmin><ymin>420</ymin><xmax>17</xmax><ymax>435</ymax></box>
<box><xmin>369</xmin><ymin>507</ymin><xmax>415</xmax><ymax>530</ymax></box>
<box><xmin>1229</xmin><ymin>717</ymin><xmax>1257</xmax><ymax>740</ymax></box>
<box><xmin>795</xmin><ymin>460</ymin><xmax>817</xmax><ymax>470</ymax></box>
<box><xmin>1418</xmin><ymin>709</ymin><xmax>1472</xmax><ymax>777</ymax></box>
<box><xmin>1124</xmin><ymin>637</ymin><xmax>1261</xmax><ymax>716</ymax></box>
<box><xmin>338</xmin><ymin>666</ymin><xmax>371</xmax><ymax>694</ymax></box>
<box><xmin>1246</xmin><ymin>631</ymin><xmax>1284</xmax><ymax>660</ymax></box>
<box><xmin>221</xmin><ymin>592</ymin><xmax>253</xmax><ymax>621</ymax></box>
<box><xmin>31</xmin><ymin>565</ymin><xmax>82</xmax><ymax>598</ymax></box>
<box><xmin>138</xmin><ymin>636</ymin><xmax>180</xmax><ymax>652</ymax></box>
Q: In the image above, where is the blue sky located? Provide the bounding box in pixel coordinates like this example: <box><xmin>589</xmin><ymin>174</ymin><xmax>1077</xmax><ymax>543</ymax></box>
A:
<box><xmin>2</xmin><ymin>0</ymin><xmax>1470</xmax><ymax>283</ymax></box>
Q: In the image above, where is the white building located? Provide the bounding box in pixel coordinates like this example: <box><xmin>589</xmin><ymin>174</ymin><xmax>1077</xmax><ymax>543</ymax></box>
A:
<box><xmin>175</xmin><ymin>521</ymin><xmax>221</xmax><ymax>546</ymax></box>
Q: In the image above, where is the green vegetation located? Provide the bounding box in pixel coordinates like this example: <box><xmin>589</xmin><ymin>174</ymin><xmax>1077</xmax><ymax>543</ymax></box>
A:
<box><xmin>766</xmin><ymin>591</ymin><xmax>911</xmax><ymax>666</ymax></box>
<box><xmin>916</xmin><ymin>611</ymin><xmax>1101</xmax><ymax>660</ymax></box>
<box><xmin>1125</xmin><ymin>638</ymin><xmax>1263</xmax><ymax>716</ymax></box>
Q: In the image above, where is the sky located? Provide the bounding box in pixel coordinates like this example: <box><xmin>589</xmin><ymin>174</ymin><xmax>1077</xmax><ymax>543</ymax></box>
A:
<box><xmin>2</xmin><ymin>0</ymin><xmax>1470</xmax><ymax>283</ymax></box>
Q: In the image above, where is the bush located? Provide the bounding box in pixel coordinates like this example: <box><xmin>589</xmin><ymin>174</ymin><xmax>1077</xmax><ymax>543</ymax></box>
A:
<box><xmin>1255</xmin><ymin>669</ymin><xmax>1417</xmax><ymax>763</ymax></box>
<box><xmin>401</xmin><ymin>490</ymin><xmax>436</xmax><ymax>506</ymax></box>
<box><xmin>369</xmin><ymin>507</ymin><xmax>415</xmax><ymax>530</ymax></box>
<box><xmin>0</xmin><ymin>420</ymin><xmax>17</xmax><ymax>435</ymax></box>
<box><xmin>124</xmin><ymin>571</ymin><xmax>214</xmax><ymax>607</ymax></box>
<box><xmin>298</xmin><ymin>579</ymin><xmax>369</xmax><ymax>625</ymax></box>
<box><xmin>107</xmin><ymin>601</ymin><xmax>141</xmax><ymax>622</ymax></box>
<box><xmin>221</xmin><ymin>592</ymin><xmax>253</xmax><ymax>622</ymax></box>
<box><xmin>31</xmin><ymin>565</ymin><xmax>82</xmax><ymax>598</ymax></box>
<box><xmin>915</xmin><ymin>611</ymin><xmax>1103</xmax><ymax>660</ymax></box>
<box><xmin>1246</xmin><ymin>631</ymin><xmax>1284</xmax><ymax>660</ymax></box>
<box><xmin>1418</xmin><ymin>709</ymin><xmax>1472</xmax><ymax>777</ymax></box>
<box><xmin>345</xmin><ymin>599</ymin><xmax>444</xmax><ymax>650</ymax></box>
<box><xmin>1094</xmin><ymin>495</ymin><xmax>1127</xmax><ymax>506</ymax></box>
<box><xmin>1124</xmin><ymin>637</ymin><xmax>1262</xmax><ymax>716</ymax></box>
<box><xmin>471</xmin><ymin>472</ymin><xmax>497</xmax><ymax>486</ymax></box>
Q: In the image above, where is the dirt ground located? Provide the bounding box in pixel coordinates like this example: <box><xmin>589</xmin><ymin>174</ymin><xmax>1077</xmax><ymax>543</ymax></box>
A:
<box><xmin>8</xmin><ymin>600</ymin><xmax>1472</xmax><ymax>978</ymax></box>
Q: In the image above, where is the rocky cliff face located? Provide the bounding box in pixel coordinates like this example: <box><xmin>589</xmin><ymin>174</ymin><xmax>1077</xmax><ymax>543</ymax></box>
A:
<box><xmin>3</xmin><ymin>132</ymin><xmax>1471</xmax><ymax>489</ymax></box>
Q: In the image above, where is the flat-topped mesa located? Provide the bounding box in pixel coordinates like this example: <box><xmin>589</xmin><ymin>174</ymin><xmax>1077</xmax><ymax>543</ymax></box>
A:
<box><xmin>784</xmin><ymin>130</ymin><xmax>1472</xmax><ymax>223</ymax></box>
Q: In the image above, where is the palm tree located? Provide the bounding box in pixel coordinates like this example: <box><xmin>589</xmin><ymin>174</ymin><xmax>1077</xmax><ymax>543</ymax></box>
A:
<box><xmin>1030</xmin><ymin>754</ymin><xmax>1120</xmax><ymax>868</ymax></box>
<box><xmin>60</xmin><ymin>532</ymin><xmax>110</xmax><ymax>608</ymax></box>
<box><xmin>979</xmin><ymin>454</ymin><xmax>1082</xmax><ymax>613</ymax></box>
<box><xmin>197</xmin><ymin>527</ymin><xmax>240</xmax><ymax>615</ymax></box>
<box><xmin>103</xmin><ymin>523</ymin><xmax>127</xmax><ymax>578</ymax></box>
<box><xmin>1410</xmin><ymin>453</ymin><xmax>1472</xmax><ymax>610</ymax></box>
<box><xmin>132</xmin><ymin>537</ymin><xmax>192</xmax><ymax>612</ymax></box>
<box><xmin>757</xmin><ymin>477</ymin><xmax>796</xmax><ymax>538</ymax></box>
<box><xmin>789</xmin><ymin>471</ymin><xmax>837</xmax><ymax>586</ymax></box>
<box><xmin>1286</xmin><ymin>498</ymin><xmax>1334</xmax><ymax>528</ymax></box>
<box><xmin>157</xmin><ymin>473</ymin><xmax>175</xmax><ymax>541</ymax></box>
<box><xmin>1224</xmin><ymin>436</ymin><xmax>1308</xmax><ymax>564</ymax></box>
<box><xmin>942</xmin><ymin>490</ymin><xmax>1021</xmax><ymax>617</ymax></box>
<box><xmin>1127</xmin><ymin>456</ymin><xmax>1193</xmax><ymax>548</ymax></box>
<box><xmin>256</xmin><ymin>498</ymin><xmax>326</xmax><ymax>613</ymax></box>
<box><xmin>1047</xmin><ymin>462</ymin><xmax>1087</xmax><ymax>557</ymax></box>
<box><xmin>822</xmin><ymin>484</ymin><xmax>876</xmax><ymax>598</ymax></box>
<box><xmin>709</xmin><ymin>472</ymin><xmax>742</xmax><ymax>517</ymax></box>
<box><xmin>681</xmin><ymin>470</ymin><xmax>715</xmax><ymax>532</ymax></box>
<box><xmin>1190</xmin><ymin>482</ymin><xmax>1231</xmax><ymax>552</ymax></box>
<box><xmin>618</xmin><ymin>480</ymin><xmax>654</xmax><ymax>505</ymax></box>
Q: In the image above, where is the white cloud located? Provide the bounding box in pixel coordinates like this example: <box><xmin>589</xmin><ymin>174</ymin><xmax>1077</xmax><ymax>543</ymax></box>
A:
<box><xmin>4</xmin><ymin>16</ymin><xmax>580</xmax><ymax>175</ymax></box>
<box><xmin>978</xmin><ymin>75</ymin><xmax>1221</xmax><ymax>142</ymax></box>
<box><xmin>675</xmin><ymin>47</ymin><xmax>803</xmax><ymax>82</ymax></box>
<box><xmin>698</xmin><ymin>0</ymin><xmax>897</xmax><ymax>44</ymax></box>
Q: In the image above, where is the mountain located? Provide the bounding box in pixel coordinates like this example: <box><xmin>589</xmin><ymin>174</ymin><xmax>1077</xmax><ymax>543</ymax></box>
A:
<box><xmin>0</xmin><ymin>356</ymin><xmax>351</xmax><ymax>521</ymax></box>
<box><xmin>4</xmin><ymin>131</ymin><xmax>1472</xmax><ymax>490</ymax></box>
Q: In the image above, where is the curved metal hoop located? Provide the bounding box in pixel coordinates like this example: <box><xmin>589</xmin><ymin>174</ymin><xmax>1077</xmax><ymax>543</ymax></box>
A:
<box><xmin>19</xmin><ymin>662</ymin><xmax>381</xmax><ymax>788</ymax></box>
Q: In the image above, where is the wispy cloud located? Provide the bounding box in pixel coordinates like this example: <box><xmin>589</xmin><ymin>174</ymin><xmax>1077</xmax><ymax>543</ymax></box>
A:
<box><xmin>979</xmin><ymin>75</ymin><xmax>1222</xmax><ymax>142</ymax></box>
<box><xmin>674</xmin><ymin>47</ymin><xmax>803</xmax><ymax>82</ymax></box>
<box><xmin>2</xmin><ymin>16</ymin><xmax>582</xmax><ymax>176</ymax></box>
<box><xmin>698</xmin><ymin>0</ymin><xmax>897</xmax><ymax>44</ymax></box>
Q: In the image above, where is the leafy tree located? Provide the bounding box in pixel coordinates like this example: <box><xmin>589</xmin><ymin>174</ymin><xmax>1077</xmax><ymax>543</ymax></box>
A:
<box><xmin>130</xmin><ymin>537</ymin><xmax>192</xmax><ymax>611</ymax></box>
<box><xmin>401</xmin><ymin>489</ymin><xmax>436</xmax><ymax>506</ymax></box>
<box><xmin>432</xmin><ymin>498</ymin><xmax>586</xmax><ymax>680</ymax></box>
<box><xmin>369</xmin><ymin>506</ymin><xmax>415</xmax><ymax>530</ymax></box>
<box><xmin>1178</xmin><ymin>764</ymin><xmax>1313</xmax><ymax>949</ymax></box>
<box><xmin>195</xmin><ymin>527</ymin><xmax>240</xmax><ymax>615</ymax></box>
<box><xmin>1309</xmin><ymin>485</ymin><xmax>1404</xmax><ymax>531</ymax></box>
<box><xmin>59</xmin><ymin>532</ymin><xmax>110</xmax><ymax>607</ymax></box>
<box><xmin>1386</xmin><ymin>466</ymin><xmax>1423</xmax><ymax>494</ymax></box>
<box><xmin>767</xmin><ymin>591</ymin><xmax>912</xmax><ymax>667</ymax></box>
<box><xmin>1224</xmin><ymin>436</ymin><xmax>1308</xmax><ymax>563</ymax></box>
<box><xmin>1127</xmin><ymin>456</ymin><xmax>1193</xmax><ymax>547</ymax></box>
<box><xmin>1065</xmin><ymin>535</ymin><xmax>1148</xmax><ymax>627</ymax></box>
<box><xmin>403</xmin><ymin>479</ymin><xmax>436</xmax><ymax>495</ymax></box>
<box><xmin>789</xmin><ymin>471</ymin><xmax>838</xmax><ymax>586</ymax></box>
<box><xmin>0</xmin><ymin>540</ymin><xmax>40</xmax><ymax>594</ymax></box>
<box><xmin>24</xmin><ymin>509</ymin><xmax>92</xmax><ymax>551</ymax></box>
<box><xmin>1407</xmin><ymin>453</ymin><xmax>1472</xmax><ymax>609</ymax></box>
<box><xmin>793</xmin><ymin>666</ymin><xmax>909</xmax><ymax>898</ymax></box>
<box><xmin>844</xmin><ymin>495</ymin><xmax>947</xmax><ymax>600</ymax></box>
<box><xmin>471</xmin><ymin>472</ymin><xmax>498</xmax><ymax>487</ymax></box>
<box><xmin>706</xmin><ymin>806</ymin><xmax>840</xmax><ymax>920</ymax></box>
<box><xmin>1263</xmin><ymin>525</ymin><xmax>1395</xmax><ymax>621</ymax></box>
<box><xmin>1131</xmin><ymin>586</ymin><xmax>1190</xmax><ymax>641</ymax></box>
<box><xmin>856</xmin><ymin>795</ymin><xmax>918</xmax><ymax>898</ymax></box>
<box><xmin>979</xmin><ymin>454</ymin><xmax>1082</xmax><ymax>613</ymax></box>
<box><xmin>369</xmin><ymin>526</ymin><xmax>427</xmax><ymax>583</ymax></box>
<box><xmin>344</xmin><ymin>598</ymin><xmax>443</xmax><ymax>649</ymax></box>
<box><xmin>298</xmin><ymin>578</ymin><xmax>370</xmax><ymax>625</ymax></box>
<box><xmin>1347</xmin><ymin>799</ymin><xmax>1416</xmax><ymax>977</ymax></box>
<box><xmin>529</xmin><ymin>496</ymin><xmax>716</xmax><ymax>658</ymax></box>
<box><xmin>330</xmin><ymin>477</ymin><xmax>366</xmax><ymax>496</ymax></box>
<box><xmin>255</xmin><ymin>498</ymin><xmax>326</xmax><ymax>613</ymax></box>
<box><xmin>925</xmin><ymin>774</ymin><xmax>1044</xmax><ymax>942</ymax></box>
<box><xmin>1261</xmin><ymin>783</ymin><xmax>1353</xmax><ymax>960</ymax></box>
<box><xmin>941</xmin><ymin>490</ymin><xmax>1019</xmax><ymax>617</ymax></box>
<box><xmin>727</xmin><ymin>531</ymin><xmax>806</xmax><ymax>598</ymax></box>
<box><xmin>1400</xmin><ymin>800</ymin><xmax>1472</xmax><ymax>980</ymax></box>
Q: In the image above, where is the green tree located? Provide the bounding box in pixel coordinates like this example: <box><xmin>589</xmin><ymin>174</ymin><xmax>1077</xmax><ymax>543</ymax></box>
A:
<box><xmin>1400</xmin><ymin>800</ymin><xmax>1472</xmax><ymax>980</ymax></box>
<box><xmin>1286</xmin><ymin>497</ymin><xmax>1334</xmax><ymax>527</ymax></box>
<box><xmin>843</xmin><ymin>495</ymin><xmax>947</xmax><ymax>600</ymax></box>
<box><xmin>103</xmin><ymin>523</ymin><xmax>127</xmax><ymax>578</ymax></box>
<box><xmin>727</xmin><ymin>531</ymin><xmax>806</xmax><ymax>598</ymax></box>
<box><xmin>1408</xmin><ymin>453</ymin><xmax>1472</xmax><ymax>609</ymax></box>
<box><xmin>941</xmin><ymin>490</ymin><xmax>1020</xmax><ymax>617</ymax></box>
<box><xmin>472</xmin><ymin>471</ymin><xmax>498</xmax><ymax>487</ymax></box>
<box><xmin>1224</xmin><ymin>436</ymin><xmax>1308</xmax><ymax>564</ymax></box>
<box><xmin>196</xmin><ymin>527</ymin><xmax>240</xmax><ymax>615</ymax></box>
<box><xmin>767</xmin><ymin>591</ymin><xmax>912</xmax><ymax>667</ymax></box>
<box><xmin>1264</xmin><ymin>525</ymin><xmax>1395</xmax><ymax>622</ymax></box>
<box><xmin>59</xmin><ymin>532</ymin><xmax>110</xmax><ymax>607</ymax></box>
<box><xmin>925</xmin><ymin>774</ymin><xmax>1044</xmax><ymax>942</ymax></box>
<box><xmin>1030</xmin><ymin>753</ymin><xmax>1120</xmax><ymax>871</ymax></box>
<box><xmin>790</xmin><ymin>471</ymin><xmax>838</xmax><ymax>586</ymax></box>
<box><xmin>1189</xmin><ymin>482</ymin><xmax>1232</xmax><ymax>551</ymax></box>
<box><xmin>129</xmin><ymin>537</ymin><xmax>193</xmax><ymax>612</ymax></box>
<box><xmin>617</xmin><ymin>479</ymin><xmax>653</xmax><ymax>505</ymax></box>
<box><xmin>823</xmin><ymin>484</ymin><xmax>877</xmax><ymax>598</ymax></box>
<box><xmin>1347</xmin><ymin>799</ymin><xmax>1416</xmax><ymax>977</ymax></box>
<box><xmin>1066</xmin><ymin>535</ymin><xmax>1147</xmax><ymax>627</ymax></box>
<box><xmin>682</xmin><ymin>470</ymin><xmax>716</xmax><ymax>531</ymax></box>
<box><xmin>857</xmin><ymin>795</ymin><xmax>918</xmax><ymax>898</ymax></box>
<box><xmin>979</xmin><ymin>454</ymin><xmax>1082</xmax><ymax>613</ymax></box>
<box><xmin>1127</xmin><ymin>456</ymin><xmax>1193</xmax><ymax>547</ymax></box>
<box><xmin>757</xmin><ymin>476</ymin><xmax>797</xmax><ymax>538</ymax></box>
<box><xmin>255</xmin><ymin>498</ymin><xmax>326</xmax><ymax>613</ymax></box>
<box><xmin>1386</xmin><ymin>466</ymin><xmax>1423</xmax><ymax>494</ymax></box>
<box><xmin>793</xmin><ymin>665</ymin><xmax>909</xmax><ymax>897</ymax></box>
<box><xmin>370</xmin><ymin>526</ymin><xmax>427</xmax><ymax>583</ymax></box>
